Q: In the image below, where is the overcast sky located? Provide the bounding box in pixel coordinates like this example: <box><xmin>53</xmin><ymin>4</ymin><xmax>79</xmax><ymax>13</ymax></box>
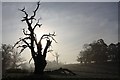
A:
<box><xmin>2</xmin><ymin>2</ymin><xmax>118</xmax><ymax>63</ymax></box>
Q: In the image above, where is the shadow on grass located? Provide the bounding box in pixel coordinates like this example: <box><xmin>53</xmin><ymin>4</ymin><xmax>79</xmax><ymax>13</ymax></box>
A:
<box><xmin>2</xmin><ymin>74</ymin><xmax>50</xmax><ymax>80</ymax></box>
<box><xmin>2</xmin><ymin>73</ymin><xmax>120</xmax><ymax>80</ymax></box>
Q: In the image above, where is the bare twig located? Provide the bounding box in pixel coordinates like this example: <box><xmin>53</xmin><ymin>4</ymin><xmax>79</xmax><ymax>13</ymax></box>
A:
<box><xmin>22</xmin><ymin>29</ymin><xmax>30</xmax><ymax>35</ymax></box>
<box><xmin>33</xmin><ymin>18</ymin><xmax>42</xmax><ymax>30</ymax></box>
<box><xmin>19</xmin><ymin>46</ymin><xmax>27</xmax><ymax>54</ymax></box>
<box><xmin>39</xmin><ymin>32</ymin><xmax>57</xmax><ymax>44</ymax></box>
<box><xmin>29</xmin><ymin>57</ymin><xmax>33</xmax><ymax>64</ymax></box>
<box><xmin>30</xmin><ymin>2</ymin><xmax>40</xmax><ymax>19</ymax></box>
<box><xmin>18</xmin><ymin>7</ymin><xmax>28</xmax><ymax>22</ymax></box>
<box><xmin>17</xmin><ymin>45</ymin><xmax>28</xmax><ymax>48</ymax></box>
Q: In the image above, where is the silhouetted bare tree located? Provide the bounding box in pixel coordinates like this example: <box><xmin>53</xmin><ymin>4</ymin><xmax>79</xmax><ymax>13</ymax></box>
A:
<box><xmin>14</xmin><ymin>2</ymin><xmax>57</xmax><ymax>74</ymax></box>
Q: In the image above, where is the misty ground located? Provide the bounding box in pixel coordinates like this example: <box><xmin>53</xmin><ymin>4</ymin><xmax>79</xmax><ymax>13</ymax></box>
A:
<box><xmin>2</xmin><ymin>63</ymin><xmax>119</xmax><ymax>80</ymax></box>
<box><xmin>62</xmin><ymin>63</ymin><xmax>119</xmax><ymax>78</ymax></box>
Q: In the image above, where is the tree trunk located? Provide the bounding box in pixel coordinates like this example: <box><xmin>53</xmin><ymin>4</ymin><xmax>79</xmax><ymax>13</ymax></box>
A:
<box><xmin>34</xmin><ymin>55</ymin><xmax>47</xmax><ymax>75</ymax></box>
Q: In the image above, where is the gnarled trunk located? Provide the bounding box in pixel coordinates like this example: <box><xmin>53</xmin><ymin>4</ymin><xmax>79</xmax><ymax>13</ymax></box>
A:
<box><xmin>34</xmin><ymin>56</ymin><xmax>47</xmax><ymax>74</ymax></box>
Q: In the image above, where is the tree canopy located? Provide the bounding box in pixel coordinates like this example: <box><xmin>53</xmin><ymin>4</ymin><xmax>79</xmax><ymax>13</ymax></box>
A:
<box><xmin>77</xmin><ymin>39</ymin><xmax>119</xmax><ymax>64</ymax></box>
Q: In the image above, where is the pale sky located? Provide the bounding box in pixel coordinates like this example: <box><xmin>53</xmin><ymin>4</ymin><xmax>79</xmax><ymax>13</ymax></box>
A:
<box><xmin>2</xmin><ymin>2</ymin><xmax>118</xmax><ymax>64</ymax></box>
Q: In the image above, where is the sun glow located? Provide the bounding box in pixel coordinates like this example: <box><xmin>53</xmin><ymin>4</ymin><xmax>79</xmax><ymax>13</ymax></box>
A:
<box><xmin>35</xmin><ymin>27</ymin><xmax>48</xmax><ymax>48</ymax></box>
<box><xmin>34</xmin><ymin>26</ymin><xmax>56</xmax><ymax>60</ymax></box>
<box><xmin>36</xmin><ymin>37</ymin><xmax>55</xmax><ymax>61</ymax></box>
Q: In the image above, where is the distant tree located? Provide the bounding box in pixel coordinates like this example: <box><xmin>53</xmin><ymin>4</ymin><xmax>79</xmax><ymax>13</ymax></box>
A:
<box><xmin>20</xmin><ymin>62</ymin><xmax>31</xmax><ymax>70</ymax></box>
<box><xmin>89</xmin><ymin>39</ymin><xmax>108</xmax><ymax>63</ymax></box>
<box><xmin>77</xmin><ymin>54</ymin><xmax>83</xmax><ymax>63</ymax></box>
<box><xmin>116</xmin><ymin>42</ymin><xmax>120</xmax><ymax>63</ymax></box>
<box><xmin>52</xmin><ymin>52</ymin><xmax>60</xmax><ymax>64</ymax></box>
<box><xmin>11</xmin><ymin>51</ymin><xmax>26</xmax><ymax>69</ymax></box>
<box><xmin>14</xmin><ymin>2</ymin><xmax>57</xmax><ymax>74</ymax></box>
<box><xmin>108</xmin><ymin>42</ymin><xmax>119</xmax><ymax>63</ymax></box>
<box><xmin>1</xmin><ymin>44</ymin><xmax>25</xmax><ymax>74</ymax></box>
<box><xmin>77</xmin><ymin>39</ymin><xmax>108</xmax><ymax>64</ymax></box>
<box><xmin>1</xmin><ymin>44</ymin><xmax>13</xmax><ymax>74</ymax></box>
<box><xmin>77</xmin><ymin>50</ymin><xmax>91</xmax><ymax>64</ymax></box>
<box><xmin>77</xmin><ymin>51</ymin><xmax>85</xmax><ymax>63</ymax></box>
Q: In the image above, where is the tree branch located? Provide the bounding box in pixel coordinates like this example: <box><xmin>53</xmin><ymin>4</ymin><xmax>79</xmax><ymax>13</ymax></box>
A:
<box><xmin>30</xmin><ymin>2</ymin><xmax>40</xmax><ymax>20</ymax></box>
<box><xmin>33</xmin><ymin>33</ymin><xmax>38</xmax><ymax>46</ymax></box>
<box><xmin>13</xmin><ymin>39</ymin><xmax>22</xmax><ymax>48</ymax></box>
<box><xmin>22</xmin><ymin>29</ymin><xmax>30</xmax><ymax>35</ymax></box>
<box><xmin>37</xmin><ymin>39</ymin><xmax>42</xmax><ymax>55</ymax></box>
<box><xmin>29</xmin><ymin>57</ymin><xmax>33</xmax><ymax>64</ymax></box>
<box><xmin>18</xmin><ymin>46</ymin><xmax>28</xmax><ymax>54</ymax></box>
<box><xmin>22</xmin><ymin>38</ymin><xmax>31</xmax><ymax>49</ymax></box>
<box><xmin>22</xmin><ymin>38</ymin><xmax>37</xmax><ymax>59</ymax></box>
<box><xmin>43</xmin><ymin>40</ymin><xmax>52</xmax><ymax>59</ymax></box>
<box><xmin>14</xmin><ymin>37</ymin><xmax>31</xmax><ymax>48</ymax></box>
<box><xmin>17</xmin><ymin>45</ymin><xmax>28</xmax><ymax>48</ymax></box>
<box><xmin>39</xmin><ymin>32</ymin><xmax>57</xmax><ymax>43</ymax></box>
<box><xmin>33</xmin><ymin>18</ymin><xmax>42</xmax><ymax>30</ymax></box>
<box><xmin>18</xmin><ymin>7</ymin><xmax>28</xmax><ymax>22</ymax></box>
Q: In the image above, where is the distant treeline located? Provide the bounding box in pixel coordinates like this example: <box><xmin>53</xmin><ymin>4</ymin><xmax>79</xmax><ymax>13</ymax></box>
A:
<box><xmin>77</xmin><ymin>39</ymin><xmax>119</xmax><ymax>64</ymax></box>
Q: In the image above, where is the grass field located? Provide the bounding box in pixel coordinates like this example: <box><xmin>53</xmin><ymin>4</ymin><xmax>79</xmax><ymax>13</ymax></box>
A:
<box><xmin>62</xmin><ymin>63</ymin><xmax>119</xmax><ymax>78</ymax></box>
<box><xmin>2</xmin><ymin>63</ymin><xmax>120</xmax><ymax>80</ymax></box>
